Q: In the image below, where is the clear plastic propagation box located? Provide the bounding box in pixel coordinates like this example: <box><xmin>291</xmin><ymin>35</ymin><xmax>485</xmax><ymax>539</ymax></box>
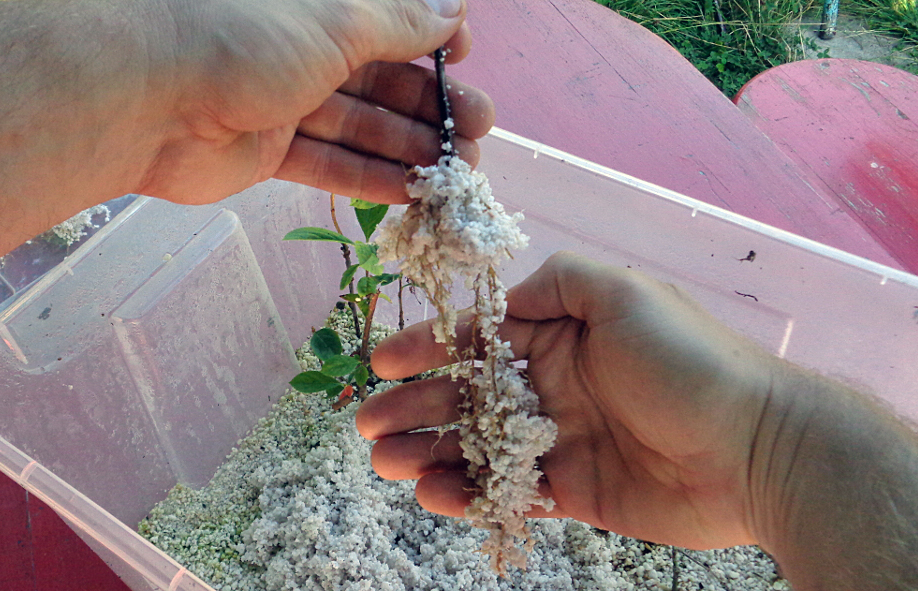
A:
<box><xmin>1</xmin><ymin>129</ymin><xmax>917</xmax><ymax>591</ymax></box>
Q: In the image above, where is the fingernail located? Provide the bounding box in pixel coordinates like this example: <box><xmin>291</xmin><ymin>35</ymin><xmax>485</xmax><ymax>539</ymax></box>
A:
<box><xmin>424</xmin><ymin>0</ymin><xmax>461</xmax><ymax>18</ymax></box>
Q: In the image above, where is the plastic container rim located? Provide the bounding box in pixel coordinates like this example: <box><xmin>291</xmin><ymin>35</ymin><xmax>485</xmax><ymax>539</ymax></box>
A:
<box><xmin>488</xmin><ymin>126</ymin><xmax>918</xmax><ymax>289</ymax></box>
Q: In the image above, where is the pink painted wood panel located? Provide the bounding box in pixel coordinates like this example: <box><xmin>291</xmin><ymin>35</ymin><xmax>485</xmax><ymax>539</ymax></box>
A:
<box><xmin>734</xmin><ymin>59</ymin><xmax>918</xmax><ymax>274</ymax></box>
<box><xmin>0</xmin><ymin>472</ymin><xmax>33</xmax><ymax>591</ymax></box>
<box><xmin>453</xmin><ymin>0</ymin><xmax>902</xmax><ymax>269</ymax></box>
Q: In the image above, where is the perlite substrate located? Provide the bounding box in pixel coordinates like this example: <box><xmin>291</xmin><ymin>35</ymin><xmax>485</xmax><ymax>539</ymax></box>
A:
<box><xmin>140</xmin><ymin>386</ymin><xmax>788</xmax><ymax>591</ymax></box>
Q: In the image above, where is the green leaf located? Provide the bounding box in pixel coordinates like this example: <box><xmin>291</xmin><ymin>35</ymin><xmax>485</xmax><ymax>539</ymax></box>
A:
<box><xmin>339</xmin><ymin>264</ymin><xmax>359</xmax><ymax>290</ymax></box>
<box><xmin>290</xmin><ymin>371</ymin><xmax>341</xmax><ymax>393</ymax></box>
<box><xmin>355</xmin><ymin>242</ymin><xmax>378</xmax><ymax>260</ymax></box>
<box><xmin>310</xmin><ymin>328</ymin><xmax>342</xmax><ymax>361</ymax></box>
<box><xmin>357</xmin><ymin>299</ymin><xmax>370</xmax><ymax>318</ymax></box>
<box><xmin>340</xmin><ymin>293</ymin><xmax>363</xmax><ymax>304</ymax></box>
<box><xmin>355</xmin><ymin>204</ymin><xmax>389</xmax><ymax>240</ymax></box>
<box><xmin>378</xmin><ymin>293</ymin><xmax>391</xmax><ymax>304</ymax></box>
<box><xmin>361</xmin><ymin>260</ymin><xmax>385</xmax><ymax>276</ymax></box>
<box><xmin>355</xmin><ymin>242</ymin><xmax>384</xmax><ymax>276</ymax></box>
<box><xmin>376</xmin><ymin>273</ymin><xmax>399</xmax><ymax>287</ymax></box>
<box><xmin>321</xmin><ymin>355</ymin><xmax>360</xmax><ymax>377</ymax></box>
<box><xmin>356</xmin><ymin>275</ymin><xmax>381</xmax><ymax>297</ymax></box>
<box><xmin>283</xmin><ymin>227</ymin><xmax>353</xmax><ymax>244</ymax></box>
<box><xmin>325</xmin><ymin>384</ymin><xmax>345</xmax><ymax>400</ymax></box>
<box><xmin>354</xmin><ymin>363</ymin><xmax>369</xmax><ymax>386</ymax></box>
<box><xmin>349</xmin><ymin>198</ymin><xmax>377</xmax><ymax>210</ymax></box>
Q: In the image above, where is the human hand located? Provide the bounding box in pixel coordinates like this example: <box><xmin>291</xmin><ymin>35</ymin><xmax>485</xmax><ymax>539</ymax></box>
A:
<box><xmin>0</xmin><ymin>0</ymin><xmax>494</xmax><ymax>256</ymax></box>
<box><xmin>142</xmin><ymin>0</ymin><xmax>494</xmax><ymax>205</ymax></box>
<box><xmin>357</xmin><ymin>251</ymin><xmax>780</xmax><ymax>550</ymax></box>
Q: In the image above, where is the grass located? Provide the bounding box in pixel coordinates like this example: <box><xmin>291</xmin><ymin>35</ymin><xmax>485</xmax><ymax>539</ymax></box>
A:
<box><xmin>593</xmin><ymin>0</ymin><xmax>918</xmax><ymax>96</ymax></box>
<box><xmin>848</xmin><ymin>0</ymin><xmax>918</xmax><ymax>43</ymax></box>
<box><xmin>846</xmin><ymin>0</ymin><xmax>918</xmax><ymax>66</ymax></box>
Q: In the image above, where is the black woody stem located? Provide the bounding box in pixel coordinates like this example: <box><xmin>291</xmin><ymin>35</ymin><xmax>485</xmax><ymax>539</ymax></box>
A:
<box><xmin>330</xmin><ymin>194</ymin><xmax>361</xmax><ymax>341</ymax></box>
<box><xmin>434</xmin><ymin>47</ymin><xmax>455</xmax><ymax>159</ymax></box>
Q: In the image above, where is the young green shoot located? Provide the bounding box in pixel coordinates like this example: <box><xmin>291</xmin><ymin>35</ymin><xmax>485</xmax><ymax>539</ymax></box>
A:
<box><xmin>284</xmin><ymin>195</ymin><xmax>400</xmax><ymax>405</ymax></box>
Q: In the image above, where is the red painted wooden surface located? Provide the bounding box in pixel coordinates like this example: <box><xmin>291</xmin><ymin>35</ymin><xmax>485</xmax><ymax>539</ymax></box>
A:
<box><xmin>454</xmin><ymin>0</ymin><xmax>902</xmax><ymax>270</ymax></box>
<box><xmin>734</xmin><ymin>59</ymin><xmax>918</xmax><ymax>274</ymax></box>
<box><xmin>0</xmin><ymin>472</ymin><xmax>33</xmax><ymax>591</ymax></box>
<box><xmin>0</xmin><ymin>471</ymin><xmax>130</xmax><ymax>591</ymax></box>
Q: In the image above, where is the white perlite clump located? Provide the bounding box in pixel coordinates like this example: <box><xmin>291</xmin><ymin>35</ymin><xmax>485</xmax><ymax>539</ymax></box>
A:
<box><xmin>377</xmin><ymin>156</ymin><xmax>529</xmax><ymax>346</ymax></box>
<box><xmin>376</xmin><ymin>156</ymin><xmax>557</xmax><ymax>574</ymax></box>
<box><xmin>47</xmin><ymin>204</ymin><xmax>110</xmax><ymax>246</ymax></box>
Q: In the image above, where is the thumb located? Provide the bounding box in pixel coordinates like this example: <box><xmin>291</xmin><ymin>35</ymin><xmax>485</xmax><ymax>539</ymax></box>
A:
<box><xmin>340</xmin><ymin>0</ymin><xmax>467</xmax><ymax>65</ymax></box>
<box><xmin>507</xmin><ymin>251</ymin><xmax>648</xmax><ymax>325</ymax></box>
<box><xmin>419</xmin><ymin>0</ymin><xmax>464</xmax><ymax>18</ymax></box>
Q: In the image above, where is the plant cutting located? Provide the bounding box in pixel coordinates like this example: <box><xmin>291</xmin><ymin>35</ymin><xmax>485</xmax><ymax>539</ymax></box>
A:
<box><xmin>284</xmin><ymin>195</ymin><xmax>400</xmax><ymax>405</ymax></box>
<box><xmin>289</xmin><ymin>327</ymin><xmax>367</xmax><ymax>409</ymax></box>
<box><xmin>374</xmin><ymin>48</ymin><xmax>558</xmax><ymax>575</ymax></box>
<box><xmin>281</xmin><ymin>49</ymin><xmax>558</xmax><ymax>573</ymax></box>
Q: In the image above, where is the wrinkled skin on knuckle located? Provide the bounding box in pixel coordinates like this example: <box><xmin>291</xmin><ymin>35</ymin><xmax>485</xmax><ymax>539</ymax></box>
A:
<box><xmin>314</xmin><ymin>0</ymin><xmax>434</xmax><ymax>70</ymax></box>
<box><xmin>310</xmin><ymin>0</ymin><xmax>372</xmax><ymax>72</ymax></box>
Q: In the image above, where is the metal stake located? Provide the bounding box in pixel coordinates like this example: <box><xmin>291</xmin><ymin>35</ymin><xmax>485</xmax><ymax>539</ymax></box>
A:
<box><xmin>819</xmin><ymin>0</ymin><xmax>838</xmax><ymax>40</ymax></box>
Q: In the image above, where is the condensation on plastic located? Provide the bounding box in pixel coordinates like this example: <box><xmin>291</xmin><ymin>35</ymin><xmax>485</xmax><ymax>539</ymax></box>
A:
<box><xmin>0</xmin><ymin>194</ymin><xmax>139</xmax><ymax>312</ymax></box>
<box><xmin>0</xmin><ymin>128</ymin><xmax>916</xmax><ymax>591</ymax></box>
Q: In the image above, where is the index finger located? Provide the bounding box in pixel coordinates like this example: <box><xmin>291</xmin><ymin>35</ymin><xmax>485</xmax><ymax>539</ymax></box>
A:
<box><xmin>371</xmin><ymin>251</ymin><xmax>635</xmax><ymax>380</ymax></box>
<box><xmin>338</xmin><ymin>61</ymin><xmax>495</xmax><ymax>141</ymax></box>
<box><xmin>370</xmin><ymin>312</ymin><xmax>474</xmax><ymax>380</ymax></box>
<box><xmin>370</xmin><ymin>309</ymin><xmax>537</xmax><ymax>380</ymax></box>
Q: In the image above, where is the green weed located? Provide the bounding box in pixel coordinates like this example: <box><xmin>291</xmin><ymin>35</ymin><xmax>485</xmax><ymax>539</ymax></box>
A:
<box><xmin>845</xmin><ymin>0</ymin><xmax>918</xmax><ymax>72</ymax></box>
<box><xmin>595</xmin><ymin>0</ymin><xmax>918</xmax><ymax>94</ymax></box>
<box><xmin>596</xmin><ymin>0</ymin><xmax>807</xmax><ymax>95</ymax></box>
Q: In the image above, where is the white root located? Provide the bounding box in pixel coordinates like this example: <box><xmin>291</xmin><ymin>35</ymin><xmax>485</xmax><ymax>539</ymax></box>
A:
<box><xmin>377</xmin><ymin>156</ymin><xmax>557</xmax><ymax>575</ymax></box>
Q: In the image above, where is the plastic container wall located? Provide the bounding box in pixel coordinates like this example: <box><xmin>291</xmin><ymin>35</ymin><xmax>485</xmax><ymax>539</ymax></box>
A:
<box><xmin>0</xmin><ymin>195</ymin><xmax>138</xmax><ymax>313</ymax></box>
<box><xmin>480</xmin><ymin>129</ymin><xmax>918</xmax><ymax>418</ymax></box>
<box><xmin>1</xmin><ymin>129</ymin><xmax>916</xmax><ymax>591</ymax></box>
